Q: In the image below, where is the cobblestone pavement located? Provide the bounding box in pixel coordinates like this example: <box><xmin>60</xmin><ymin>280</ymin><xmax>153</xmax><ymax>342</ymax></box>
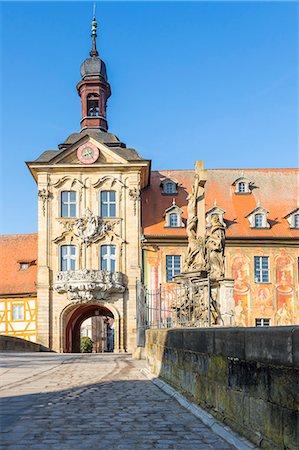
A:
<box><xmin>0</xmin><ymin>353</ymin><xmax>235</xmax><ymax>449</ymax></box>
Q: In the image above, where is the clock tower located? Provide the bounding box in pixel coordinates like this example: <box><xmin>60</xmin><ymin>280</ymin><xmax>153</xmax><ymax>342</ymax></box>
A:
<box><xmin>27</xmin><ymin>14</ymin><xmax>150</xmax><ymax>354</ymax></box>
<box><xmin>76</xmin><ymin>16</ymin><xmax>111</xmax><ymax>132</ymax></box>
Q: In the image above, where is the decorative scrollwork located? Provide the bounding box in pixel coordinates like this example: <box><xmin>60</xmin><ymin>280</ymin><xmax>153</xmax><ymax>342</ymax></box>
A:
<box><xmin>38</xmin><ymin>188</ymin><xmax>51</xmax><ymax>216</ymax></box>
<box><xmin>129</xmin><ymin>187</ymin><xmax>140</xmax><ymax>215</ymax></box>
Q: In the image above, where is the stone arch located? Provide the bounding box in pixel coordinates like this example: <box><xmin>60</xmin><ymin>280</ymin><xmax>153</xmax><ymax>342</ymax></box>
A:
<box><xmin>59</xmin><ymin>301</ymin><xmax>121</xmax><ymax>353</ymax></box>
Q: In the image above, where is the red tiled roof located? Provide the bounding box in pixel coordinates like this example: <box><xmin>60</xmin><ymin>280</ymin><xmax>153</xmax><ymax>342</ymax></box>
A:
<box><xmin>142</xmin><ymin>169</ymin><xmax>299</xmax><ymax>238</ymax></box>
<box><xmin>0</xmin><ymin>234</ymin><xmax>37</xmax><ymax>295</ymax></box>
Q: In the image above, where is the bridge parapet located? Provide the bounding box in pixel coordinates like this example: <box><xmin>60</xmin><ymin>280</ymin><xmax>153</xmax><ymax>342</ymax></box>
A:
<box><xmin>146</xmin><ymin>327</ymin><xmax>299</xmax><ymax>450</ymax></box>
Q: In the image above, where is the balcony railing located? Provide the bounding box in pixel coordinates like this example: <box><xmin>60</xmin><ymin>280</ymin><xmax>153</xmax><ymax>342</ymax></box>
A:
<box><xmin>54</xmin><ymin>269</ymin><xmax>125</xmax><ymax>301</ymax></box>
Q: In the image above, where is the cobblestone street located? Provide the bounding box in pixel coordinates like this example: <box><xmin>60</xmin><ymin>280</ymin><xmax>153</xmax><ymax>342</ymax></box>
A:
<box><xmin>0</xmin><ymin>353</ymin><xmax>235</xmax><ymax>449</ymax></box>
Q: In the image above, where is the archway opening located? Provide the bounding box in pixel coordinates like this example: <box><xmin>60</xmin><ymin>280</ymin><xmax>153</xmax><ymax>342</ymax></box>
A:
<box><xmin>65</xmin><ymin>304</ymin><xmax>114</xmax><ymax>353</ymax></box>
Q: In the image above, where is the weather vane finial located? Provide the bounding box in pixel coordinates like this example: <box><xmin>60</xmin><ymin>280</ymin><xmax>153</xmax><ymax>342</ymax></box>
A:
<box><xmin>90</xmin><ymin>1</ymin><xmax>99</xmax><ymax>57</ymax></box>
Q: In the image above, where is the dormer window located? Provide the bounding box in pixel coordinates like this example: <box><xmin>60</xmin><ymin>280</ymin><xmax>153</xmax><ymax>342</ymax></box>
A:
<box><xmin>165</xmin><ymin>182</ymin><xmax>176</xmax><ymax>194</ymax></box>
<box><xmin>246</xmin><ymin>203</ymin><xmax>270</xmax><ymax>229</ymax></box>
<box><xmin>206</xmin><ymin>202</ymin><xmax>226</xmax><ymax>228</ymax></box>
<box><xmin>232</xmin><ymin>175</ymin><xmax>253</xmax><ymax>194</ymax></box>
<box><xmin>284</xmin><ymin>206</ymin><xmax>299</xmax><ymax>229</ymax></box>
<box><xmin>18</xmin><ymin>260</ymin><xmax>36</xmax><ymax>271</ymax></box>
<box><xmin>164</xmin><ymin>200</ymin><xmax>184</xmax><ymax>228</ymax></box>
<box><xmin>87</xmin><ymin>93</ymin><xmax>100</xmax><ymax>117</ymax></box>
<box><xmin>160</xmin><ymin>178</ymin><xmax>178</xmax><ymax>195</ymax></box>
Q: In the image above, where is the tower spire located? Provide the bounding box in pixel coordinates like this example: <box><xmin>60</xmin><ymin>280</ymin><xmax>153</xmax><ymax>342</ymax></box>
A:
<box><xmin>90</xmin><ymin>3</ymin><xmax>99</xmax><ymax>57</ymax></box>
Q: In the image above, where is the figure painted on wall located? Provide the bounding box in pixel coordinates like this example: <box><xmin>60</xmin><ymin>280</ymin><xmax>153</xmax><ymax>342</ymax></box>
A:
<box><xmin>275</xmin><ymin>250</ymin><xmax>294</xmax><ymax>324</ymax></box>
<box><xmin>231</xmin><ymin>254</ymin><xmax>250</xmax><ymax>325</ymax></box>
<box><xmin>235</xmin><ymin>299</ymin><xmax>247</xmax><ymax>327</ymax></box>
<box><xmin>276</xmin><ymin>251</ymin><xmax>294</xmax><ymax>295</ymax></box>
<box><xmin>275</xmin><ymin>303</ymin><xmax>292</xmax><ymax>326</ymax></box>
<box><xmin>231</xmin><ymin>254</ymin><xmax>250</xmax><ymax>295</ymax></box>
<box><xmin>252</xmin><ymin>285</ymin><xmax>274</xmax><ymax>320</ymax></box>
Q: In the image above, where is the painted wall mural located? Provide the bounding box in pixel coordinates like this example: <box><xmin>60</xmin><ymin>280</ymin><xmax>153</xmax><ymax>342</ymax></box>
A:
<box><xmin>228</xmin><ymin>247</ymin><xmax>298</xmax><ymax>326</ymax></box>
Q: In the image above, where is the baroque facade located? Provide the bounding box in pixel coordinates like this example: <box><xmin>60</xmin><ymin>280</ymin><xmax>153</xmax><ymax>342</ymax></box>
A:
<box><xmin>0</xmin><ymin>18</ymin><xmax>298</xmax><ymax>352</ymax></box>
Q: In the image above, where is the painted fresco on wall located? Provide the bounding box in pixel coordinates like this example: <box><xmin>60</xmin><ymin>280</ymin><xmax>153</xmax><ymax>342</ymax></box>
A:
<box><xmin>275</xmin><ymin>250</ymin><xmax>294</xmax><ymax>325</ymax></box>
<box><xmin>231</xmin><ymin>253</ymin><xmax>250</xmax><ymax>326</ymax></box>
<box><xmin>251</xmin><ymin>285</ymin><xmax>274</xmax><ymax>323</ymax></box>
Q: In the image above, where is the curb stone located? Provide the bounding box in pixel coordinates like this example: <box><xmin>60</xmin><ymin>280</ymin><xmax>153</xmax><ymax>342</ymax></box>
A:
<box><xmin>141</xmin><ymin>367</ymin><xmax>257</xmax><ymax>450</ymax></box>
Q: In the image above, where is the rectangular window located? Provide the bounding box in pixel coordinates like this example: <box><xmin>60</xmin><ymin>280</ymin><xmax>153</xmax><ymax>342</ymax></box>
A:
<box><xmin>254</xmin><ymin>214</ymin><xmax>264</xmax><ymax>228</ymax></box>
<box><xmin>166</xmin><ymin>255</ymin><xmax>181</xmax><ymax>282</ymax></box>
<box><xmin>61</xmin><ymin>191</ymin><xmax>77</xmax><ymax>218</ymax></box>
<box><xmin>169</xmin><ymin>213</ymin><xmax>178</xmax><ymax>227</ymax></box>
<box><xmin>100</xmin><ymin>191</ymin><xmax>116</xmax><ymax>218</ymax></box>
<box><xmin>238</xmin><ymin>182</ymin><xmax>246</xmax><ymax>193</ymax></box>
<box><xmin>101</xmin><ymin>245</ymin><xmax>116</xmax><ymax>272</ymax></box>
<box><xmin>255</xmin><ymin>318</ymin><xmax>270</xmax><ymax>327</ymax></box>
<box><xmin>61</xmin><ymin>245</ymin><xmax>76</xmax><ymax>271</ymax></box>
<box><xmin>12</xmin><ymin>304</ymin><xmax>24</xmax><ymax>321</ymax></box>
<box><xmin>254</xmin><ymin>256</ymin><xmax>269</xmax><ymax>283</ymax></box>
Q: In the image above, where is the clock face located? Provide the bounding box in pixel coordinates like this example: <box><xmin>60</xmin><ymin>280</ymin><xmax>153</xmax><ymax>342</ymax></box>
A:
<box><xmin>77</xmin><ymin>143</ymin><xmax>99</xmax><ymax>164</ymax></box>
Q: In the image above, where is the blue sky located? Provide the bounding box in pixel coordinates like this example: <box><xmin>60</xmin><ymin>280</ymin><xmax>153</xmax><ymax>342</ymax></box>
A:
<box><xmin>0</xmin><ymin>1</ymin><xmax>298</xmax><ymax>234</ymax></box>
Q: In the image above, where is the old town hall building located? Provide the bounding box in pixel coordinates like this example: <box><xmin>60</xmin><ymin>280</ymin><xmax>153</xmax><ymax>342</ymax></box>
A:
<box><xmin>0</xmin><ymin>18</ymin><xmax>298</xmax><ymax>353</ymax></box>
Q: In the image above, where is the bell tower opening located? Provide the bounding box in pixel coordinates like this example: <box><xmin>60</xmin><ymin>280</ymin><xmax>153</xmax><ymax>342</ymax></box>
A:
<box><xmin>87</xmin><ymin>93</ymin><xmax>100</xmax><ymax>117</ymax></box>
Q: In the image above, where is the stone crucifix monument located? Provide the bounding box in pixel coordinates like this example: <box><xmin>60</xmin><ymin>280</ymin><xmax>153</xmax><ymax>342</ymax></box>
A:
<box><xmin>175</xmin><ymin>160</ymin><xmax>235</xmax><ymax>326</ymax></box>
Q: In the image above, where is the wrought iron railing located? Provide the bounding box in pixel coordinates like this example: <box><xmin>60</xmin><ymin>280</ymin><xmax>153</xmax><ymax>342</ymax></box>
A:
<box><xmin>136</xmin><ymin>278</ymin><xmax>224</xmax><ymax>346</ymax></box>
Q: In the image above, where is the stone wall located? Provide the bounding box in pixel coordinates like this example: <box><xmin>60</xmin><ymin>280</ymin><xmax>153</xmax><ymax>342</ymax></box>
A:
<box><xmin>146</xmin><ymin>327</ymin><xmax>299</xmax><ymax>450</ymax></box>
<box><xmin>0</xmin><ymin>335</ymin><xmax>52</xmax><ymax>352</ymax></box>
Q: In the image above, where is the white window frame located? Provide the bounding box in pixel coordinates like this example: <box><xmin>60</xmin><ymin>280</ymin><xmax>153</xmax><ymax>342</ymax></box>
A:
<box><xmin>255</xmin><ymin>318</ymin><xmax>270</xmax><ymax>327</ymax></box>
<box><xmin>165</xmin><ymin>182</ymin><xmax>176</xmax><ymax>194</ymax></box>
<box><xmin>61</xmin><ymin>191</ymin><xmax>77</xmax><ymax>218</ymax></box>
<box><xmin>254</xmin><ymin>256</ymin><xmax>270</xmax><ymax>283</ymax></box>
<box><xmin>12</xmin><ymin>304</ymin><xmax>24</xmax><ymax>321</ymax></box>
<box><xmin>238</xmin><ymin>182</ymin><xmax>246</xmax><ymax>193</ymax></box>
<box><xmin>254</xmin><ymin>213</ymin><xmax>264</xmax><ymax>228</ymax></box>
<box><xmin>101</xmin><ymin>245</ymin><xmax>116</xmax><ymax>272</ymax></box>
<box><xmin>60</xmin><ymin>245</ymin><xmax>76</xmax><ymax>271</ymax></box>
<box><xmin>100</xmin><ymin>191</ymin><xmax>116</xmax><ymax>218</ymax></box>
<box><xmin>20</xmin><ymin>263</ymin><xmax>29</xmax><ymax>270</ymax></box>
<box><xmin>169</xmin><ymin>213</ymin><xmax>179</xmax><ymax>227</ymax></box>
<box><xmin>166</xmin><ymin>255</ymin><xmax>181</xmax><ymax>282</ymax></box>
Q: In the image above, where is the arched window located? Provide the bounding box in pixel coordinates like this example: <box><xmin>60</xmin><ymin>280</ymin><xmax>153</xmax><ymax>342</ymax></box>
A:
<box><xmin>211</xmin><ymin>213</ymin><xmax>219</xmax><ymax>220</ymax></box>
<box><xmin>87</xmin><ymin>93</ymin><xmax>100</xmax><ymax>117</ymax></box>
<box><xmin>169</xmin><ymin>213</ymin><xmax>178</xmax><ymax>227</ymax></box>
<box><xmin>254</xmin><ymin>214</ymin><xmax>264</xmax><ymax>228</ymax></box>
<box><xmin>101</xmin><ymin>245</ymin><xmax>116</xmax><ymax>272</ymax></box>
<box><xmin>61</xmin><ymin>245</ymin><xmax>76</xmax><ymax>271</ymax></box>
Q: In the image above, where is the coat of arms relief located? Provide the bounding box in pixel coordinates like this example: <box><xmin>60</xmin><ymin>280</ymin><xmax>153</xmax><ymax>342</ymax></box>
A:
<box><xmin>56</xmin><ymin>208</ymin><xmax>120</xmax><ymax>246</ymax></box>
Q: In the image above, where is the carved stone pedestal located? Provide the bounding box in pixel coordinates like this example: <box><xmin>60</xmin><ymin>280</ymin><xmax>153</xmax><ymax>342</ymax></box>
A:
<box><xmin>174</xmin><ymin>272</ymin><xmax>235</xmax><ymax>327</ymax></box>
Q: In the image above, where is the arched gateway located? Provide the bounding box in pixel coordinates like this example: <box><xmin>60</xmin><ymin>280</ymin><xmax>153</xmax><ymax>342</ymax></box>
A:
<box><xmin>60</xmin><ymin>302</ymin><xmax>121</xmax><ymax>353</ymax></box>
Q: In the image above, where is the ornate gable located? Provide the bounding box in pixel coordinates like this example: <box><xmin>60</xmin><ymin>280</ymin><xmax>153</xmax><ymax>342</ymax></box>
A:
<box><xmin>49</xmin><ymin>136</ymin><xmax>129</xmax><ymax>165</ymax></box>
